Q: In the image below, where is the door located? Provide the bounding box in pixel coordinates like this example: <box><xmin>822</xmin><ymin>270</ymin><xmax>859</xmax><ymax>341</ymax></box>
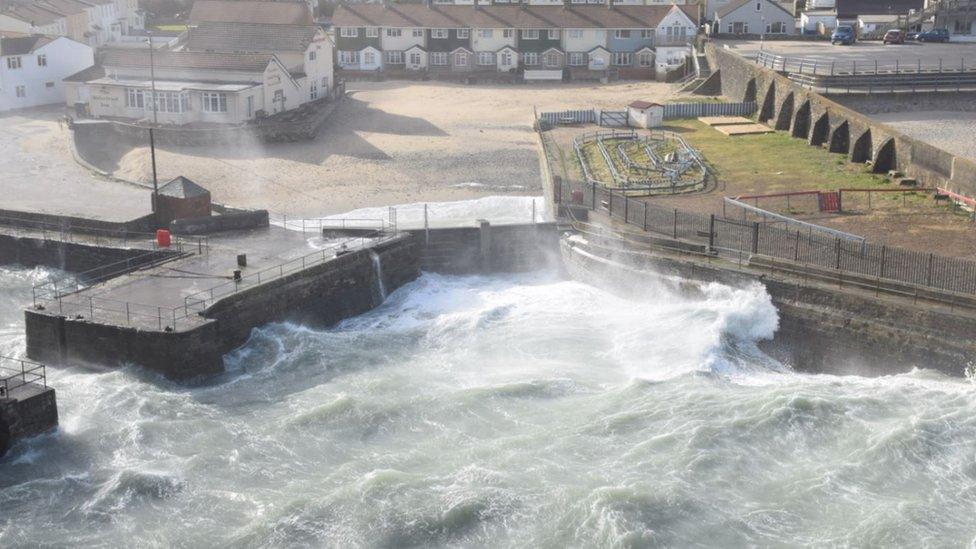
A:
<box><xmin>246</xmin><ymin>96</ymin><xmax>253</xmax><ymax>118</ymax></box>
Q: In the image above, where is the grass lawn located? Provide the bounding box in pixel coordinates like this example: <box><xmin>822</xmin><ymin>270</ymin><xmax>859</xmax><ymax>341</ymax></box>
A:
<box><xmin>664</xmin><ymin>119</ymin><xmax>890</xmax><ymax>194</ymax></box>
<box><xmin>152</xmin><ymin>24</ymin><xmax>187</xmax><ymax>32</ymax></box>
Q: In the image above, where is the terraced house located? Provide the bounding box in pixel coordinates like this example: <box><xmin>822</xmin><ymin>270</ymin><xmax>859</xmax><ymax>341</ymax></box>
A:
<box><xmin>332</xmin><ymin>3</ymin><xmax>699</xmax><ymax>80</ymax></box>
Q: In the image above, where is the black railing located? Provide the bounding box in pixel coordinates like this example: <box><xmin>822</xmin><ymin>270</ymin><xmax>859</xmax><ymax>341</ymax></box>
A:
<box><xmin>0</xmin><ymin>356</ymin><xmax>47</xmax><ymax>397</ymax></box>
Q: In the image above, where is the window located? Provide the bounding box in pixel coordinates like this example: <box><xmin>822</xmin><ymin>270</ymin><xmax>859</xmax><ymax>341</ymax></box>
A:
<box><xmin>37</xmin><ymin>54</ymin><xmax>47</xmax><ymax>67</ymax></box>
<box><xmin>45</xmin><ymin>81</ymin><xmax>54</xmax><ymax>88</ymax></box>
<box><xmin>640</xmin><ymin>29</ymin><xmax>654</xmax><ymax>38</ymax></box>
<box><xmin>500</xmin><ymin>51</ymin><xmax>513</xmax><ymax>65</ymax></box>
<box><xmin>146</xmin><ymin>91</ymin><xmax>188</xmax><ymax>113</ymax></box>
<box><xmin>477</xmin><ymin>51</ymin><xmax>495</xmax><ymax>65</ymax></box>
<box><xmin>310</xmin><ymin>82</ymin><xmax>318</xmax><ymax>100</ymax></box>
<box><xmin>638</xmin><ymin>51</ymin><xmax>653</xmax><ymax>66</ymax></box>
<box><xmin>431</xmin><ymin>28</ymin><xmax>448</xmax><ymax>39</ymax></box>
<box><xmin>523</xmin><ymin>29</ymin><xmax>539</xmax><ymax>39</ymax></box>
<box><xmin>611</xmin><ymin>52</ymin><xmax>632</xmax><ymax>65</ymax></box>
<box><xmin>412</xmin><ymin>28</ymin><xmax>424</xmax><ymax>37</ymax></box>
<box><xmin>15</xmin><ymin>85</ymin><xmax>25</xmax><ymax>98</ymax></box>
<box><xmin>568</xmin><ymin>52</ymin><xmax>585</xmax><ymax>66</ymax></box>
<box><xmin>767</xmin><ymin>21</ymin><xmax>786</xmax><ymax>33</ymax></box>
<box><xmin>503</xmin><ymin>29</ymin><xmax>514</xmax><ymax>38</ymax></box>
<box><xmin>6</xmin><ymin>56</ymin><xmax>21</xmax><ymax>69</ymax></box>
<box><xmin>614</xmin><ymin>30</ymin><xmax>630</xmax><ymax>39</ymax></box>
<box><xmin>569</xmin><ymin>29</ymin><xmax>584</xmax><ymax>39</ymax></box>
<box><xmin>363</xmin><ymin>50</ymin><xmax>376</xmax><ymax>64</ymax></box>
<box><xmin>756</xmin><ymin>1</ymin><xmax>761</xmax><ymax>10</ymax></box>
<box><xmin>523</xmin><ymin>52</ymin><xmax>539</xmax><ymax>65</ymax></box>
<box><xmin>409</xmin><ymin>52</ymin><xmax>422</xmax><ymax>65</ymax></box>
<box><xmin>339</xmin><ymin>50</ymin><xmax>359</xmax><ymax>64</ymax></box>
<box><xmin>386</xmin><ymin>28</ymin><xmax>402</xmax><ymax>37</ymax></box>
<box><xmin>548</xmin><ymin>29</ymin><xmax>559</xmax><ymax>40</ymax></box>
<box><xmin>385</xmin><ymin>50</ymin><xmax>404</xmax><ymax>64</ymax></box>
<box><xmin>308</xmin><ymin>50</ymin><xmax>316</xmax><ymax>61</ymax></box>
<box><xmin>366</xmin><ymin>27</ymin><xmax>379</xmax><ymax>38</ymax></box>
<box><xmin>478</xmin><ymin>29</ymin><xmax>493</xmax><ymax>38</ymax></box>
<box><xmin>454</xmin><ymin>51</ymin><xmax>468</xmax><ymax>66</ymax></box>
<box><xmin>543</xmin><ymin>51</ymin><xmax>560</xmax><ymax>67</ymax></box>
<box><xmin>202</xmin><ymin>92</ymin><xmax>227</xmax><ymax>113</ymax></box>
<box><xmin>431</xmin><ymin>52</ymin><xmax>448</xmax><ymax>65</ymax></box>
<box><xmin>340</xmin><ymin>27</ymin><xmax>358</xmax><ymax>38</ymax></box>
<box><xmin>126</xmin><ymin>88</ymin><xmax>144</xmax><ymax>108</ymax></box>
<box><xmin>457</xmin><ymin>28</ymin><xmax>469</xmax><ymax>38</ymax></box>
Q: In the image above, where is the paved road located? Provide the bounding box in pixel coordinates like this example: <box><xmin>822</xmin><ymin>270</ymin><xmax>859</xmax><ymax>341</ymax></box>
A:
<box><xmin>721</xmin><ymin>39</ymin><xmax>976</xmax><ymax>69</ymax></box>
<box><xmin>0</xmin><ymin>106</ymin><xmax>151</xmax><ymax>223</ymax></box>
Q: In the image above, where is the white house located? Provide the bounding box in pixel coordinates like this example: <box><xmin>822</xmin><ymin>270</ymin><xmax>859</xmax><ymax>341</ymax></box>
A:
<box><xmin>801</xmin><ymin>9</ymin><xmax>837</xmax><ymax>32</ymax></box>
<box><xmin>0</xmin><ymin>34</ymin><xmax>93</xmax><ymax>111</ymax></box>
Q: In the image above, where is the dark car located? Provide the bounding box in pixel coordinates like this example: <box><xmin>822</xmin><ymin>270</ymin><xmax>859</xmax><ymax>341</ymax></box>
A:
<box><xmin>883</xmin><ymin>29</ymin><xmax>905</xmax><ymax>44</ymax></box>
<box><xmin>831</xmin><ymin>25</ymin><xmax>857</xmax><ymax>45</ymax></box>
<box><xmin>917</xmin><ymin>28</ymin><xmax>950</xmax><ymax>42</ymax></box>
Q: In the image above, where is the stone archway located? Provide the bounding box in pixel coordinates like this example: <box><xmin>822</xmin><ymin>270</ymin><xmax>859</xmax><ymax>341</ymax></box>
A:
<box><xmin>791</xmin><ymin>100</ymin><xmax>811</xmax><ymax>139</ymax></box>
<box><xmin>851</xmin><ymin>129</ymin><xmax>873</xmax><ymax>164</ymax></box>
<box><xmin>829</xmin><ymin>121</ymin><xmax>850</xmax><ymax>154</ymax></box>
<box><xmin>810</xmin><ymin>113</ymin><xmax>829</xmax><ymax>147</ymax></box>
<box><xmin>744</xmin><ymin>78</ymin><xmax>757</xmax><ymax>103</ymax></box>
<box><xmin>873</xmin><ymin>138</ymin><xmax>897</xmax><ymax>173</ymax></box>
<box><xmin>775</xmin><ymin>92</ymin><xmax>794</xmax><ymax>131</ymax></box>
<box><xmin>759</xmin><ymin>82</ymin><xmax>776</xmax><ymax>123</ymax></box>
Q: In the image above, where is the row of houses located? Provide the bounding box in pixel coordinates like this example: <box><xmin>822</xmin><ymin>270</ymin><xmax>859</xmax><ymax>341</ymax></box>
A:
<box><xmin>331</xmin><ymin>3</ymin><xmax>700</xmax><ymax>79</ymax></box>
<box><xmin>0</xmin><ymin>0</ymin><xmax>143</xmax><ymax>46</ymax></box>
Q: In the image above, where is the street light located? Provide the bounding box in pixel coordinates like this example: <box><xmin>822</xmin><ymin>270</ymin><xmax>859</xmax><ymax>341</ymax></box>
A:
<box><xmin>146</xmin><ymin>30</ymin><xmax>160</xmax><ymax>228</ymax></box>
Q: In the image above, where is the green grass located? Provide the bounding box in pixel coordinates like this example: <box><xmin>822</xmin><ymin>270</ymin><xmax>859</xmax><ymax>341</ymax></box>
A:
<box><xmin>664</xmin><ymin>119</ymin><xmax>890</xmax><ymax>194</ymax></box>
<box><xmin>152</xmin><ymin>24</ymin><xmax>187</xmax><ymax>32</ymax></box>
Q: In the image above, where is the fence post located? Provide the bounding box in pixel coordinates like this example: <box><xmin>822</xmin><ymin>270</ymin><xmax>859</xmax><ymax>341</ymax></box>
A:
<box><xmin>642</xmin><ymin>203</ymin><xmax>647</xmax><ymax>231</ymax></box>
<box><xmin>708</xmin><ymin>215</ymin><xmax>715</xmax><ymax>253</ymax></box>
<box><xmin>624</xmin><ymin>196</ymin><xmax>628</xmax><ymax>222</ymax></box>
<box><xmin>751</xmin><ymin>222</ymin><xmax>759</xmax><ymax>254</ymax></box>
<box><xmin>591</xmin><ymin>183</ymin><xmax>596</xmax><ymax>210</ymax></box>
<box><xmin>927</xmin><ymin>253</ymin><xmax>934</xmax><ymax>286</ymax></box>
<box><xmin>672</xmin><ymin>209</ymin><xmax>678</xmax><ymax>239</ymax></box>
<box><xmin>608</xmin><ymin>192</ymin><xmax>613</xmax><ymax>216</ymax></box>
<box><xmin>835</xmin><ymin>237</ymin><xmax>841</xmax><ymax>269</ymax></box>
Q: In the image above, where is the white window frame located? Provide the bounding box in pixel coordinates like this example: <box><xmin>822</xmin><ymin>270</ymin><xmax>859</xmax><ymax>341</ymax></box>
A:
<box><xmin>614</xmin><ymin>29</ymin><xmax>630</xmax><ymax>39</ymax></box>
<box><xmin>548</xmin><ymin>29</ymin><xmax>559</xmax><ymax>40</ymax></box>
<box><xmin>126</xmin><ymin>88</ymin><xmax>144</xmax><ymax>108</ymax></box>
<box><xmin>478</xmin><ymin>29</ymin><xmax>493</xmax><ymax>38</ymax></box>
<box><xmin>431</xmin><ymin>51</ymin><xmax>448</xmax><ymax>66</ymax></box>
<box><xmin>638</xmin><ymin>52</ymin><xmax>653</xmax><ymax>67</ymax></box>
<box><xmin>15</xmin><ymin>85</ymin><xmax>26</xmax><ymax>98</ymax></box>
<box><xmin>37</xmin><ymin>54</ymin><xmax>47</xmax><ymax>67</ymax></box>
<box><xmin>611</xmin><ymin>52</ymin><xmax>632</xmax><ymax>66</ymax></box>
<box><xmin>477</xmin><ymin>51</ymin><xmax>494</xmax><ymax>65</ymax></box>
<box><xmin>431</xmin><ymin>28</ymin><xmax>448</xmax><ymax>39</ymax></box>
<box><xmin>640</xmin><ymin>29</ymin><xmax>654</xmax><ymax>39</ymax></box>
<box><xmin>568</xmin><ymin>52</ymin><xmax>585</xmax><ymax>66</ymax></box>
<box><xmin>340</xmin><ymin>27</ymin><xmax>358</xmax><ymax>38</ymax></box>
<box><xmin>454</xmin><ymin>51</ymin><xmax>468</xmax><ymax>66</ymax></box>
<box><xmin>386</xmin><ymin>28</ymin><xmax>402</xmax><ymax>37</ymax></box>
<box><xmin>457</xmin><ymin>28</ymin><xmax>469</xmax><ymax>38</ymax></box>
<box><xmin>756</xmin><ymin>1</ymin><xmax>762</xmax><ymax>10</ymax></box>
<box><xmin>145</xmin><ymin>91</ymin><xmax>188</xmax><ymax>114</ymax></box>
<box><xmin>45</xmin><ymin>81</ymin><xmax>54</xmax><ymax>88</ymax></box>
<box><xmin>503</xmin><ymin>29</ymin><xmax>514</xmax><ymax>38</ymax></box>
<box><xmin>7</xmin><ymin>56</ymin><xmax>22</xmax><ymax>69</ymax></box>
<box><xmin>310</xmin><ymin>82</ymin><xmax>318</xmax><ymax>100</ymax></box>
<box><xmin>202</xmin><ymin>91</ymin><xmax>227</xmax><ymax>113</ymax></box>
<box><xmin>308</xmin><ymin>50</ymin><xmax>316</xmax><ymax>61</ymax></box>
<box><xmin>363</xmin><ymin>50</ymin><xmax>376</xmax><ymax>65</ymax></box>
<box><xmin>523</xmin><ymin>52</ymin><xmax>539</xmax><ymax>66</ymax></box>
<box><xmin>569</xmin><ymin>29</ymin><xmax>584</xmax><ymax>39</ymax></box>
<box><xmin>500</xmin><ymin>51</ymin><xmax>513</xmax><ymax>65</ymax></box>
<box><xmin>412</xmin><ymin>28</ymin><xmax>424</xmax><ymax>37</ymax></box>
<box><xmin>385</xmin><ymin>50</ymin><xmax>404</xmax><ymax>64</ymax></box>
<box><xmin>339</xmin><ymin>50</ymin><xmax>359</xmax><ymax>64</ymax></box>
<box><xmin>523</xmin><ymin>29</ymin><xmax>539</xmax><ymax>39</ymax></box>
<box><xmin>409</xmin><ymin>52</ymin><xmax>422</xmax><ymax>66</ymax></box>
<box><xmin>544</xmin><ymin>51</ymin><xmax>560</xmax><ymax>67</ymax></box>
<box><xmin>366</xmin><ymin>27</ymin><xmax>379</xmax><ymax>38</ymax></box>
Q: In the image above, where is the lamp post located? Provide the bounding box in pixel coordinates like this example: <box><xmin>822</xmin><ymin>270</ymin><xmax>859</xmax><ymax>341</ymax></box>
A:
<box><xmin>147</xmin><ymin>30</ymin><xmax>160</xmax><ymax>228</ymax></box>
<box><xmin>761</xmin><ymin>16</ymin><xmax>766</xmax><ymax>50</ymax></box>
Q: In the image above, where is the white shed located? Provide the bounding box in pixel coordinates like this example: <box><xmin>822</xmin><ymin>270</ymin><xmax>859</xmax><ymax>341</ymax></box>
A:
<box><xmin>627</xmin><ymin>100</ymin><xmax>664</xmax><ymax>128</ymax></box>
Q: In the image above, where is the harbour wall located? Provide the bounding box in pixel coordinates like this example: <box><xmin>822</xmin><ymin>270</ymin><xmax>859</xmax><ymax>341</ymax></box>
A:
<box><xmin>563</xmin><ymin>236</ymin><xmax>976</xmax><ymax>377</ymax></box>
<box><xmin>0</xmin><ymin>385</ymin><xmax>58</xmax><ymax>457</ymax></box>
<box><xmin>707</xmin><ymin>44</ymin><xmax>976</xmax><ymax>198</ymax></box>
<box><xmin>408</xmin><ymin>222</ymin><xmax>561</xmax><ymax>274</ymax></box>
<box><xmin>0</xmin><ymin>233</ymin><xmax>178</xmax><ymax>274</ymax></box>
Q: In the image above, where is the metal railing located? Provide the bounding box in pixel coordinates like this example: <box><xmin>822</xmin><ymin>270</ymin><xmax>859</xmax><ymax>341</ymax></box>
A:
<box><xmin>756</xmin><ymin>50</ymin><xmax>974</xmax><ymax>76</ymax></box>
<box><xmin>0</xmin><ymin>356</ymin><xmax>47</xmax><ymax>397</ymax></box>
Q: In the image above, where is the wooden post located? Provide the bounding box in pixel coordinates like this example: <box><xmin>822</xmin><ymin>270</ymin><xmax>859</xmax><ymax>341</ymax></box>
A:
<box><xmin>751</xmin><ymin>221</ymin><xmax>759</xmax><ymax>253</ymax></box>
<box><xmin>672</xmin><ymin>208</ymin><xmax>678</xmax><ymax>239</ymax></box>
<box><xmin>708</xmin><ymin>214</ymin><xmax>716</xmax><ymax>252</ymax></box>
<box><xmin>642</xmin><ymin>202</ymin><xmax>647</xmax><ymax>231</ymax></box>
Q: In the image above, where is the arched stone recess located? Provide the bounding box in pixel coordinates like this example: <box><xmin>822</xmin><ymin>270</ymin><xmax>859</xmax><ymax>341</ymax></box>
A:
<box><xmin>810</xmin><ymin>113</ymin><xmax>829</xmax><ymax>146</ymax></box>
<box><xmin>829</xmin><ymin>121</ymin><xmax>850</xmax><ymax>154</ymax></box>
<box><xmin>744</xmin><ymin>78</ymin><xmax>757</xmax><ymax>103</ymax></box>
<box><xmin>759</xmin><ymin>82</ymin><xmax>776</xmax><ymax>123</ymax></box>
<box><xmin>850</xmin><ymin>129</ymin><xmax>872</xmax><ymax>164</ymax></box>
<box><xmin>775</xmin><ymin>92</ymin><xmax>794</xmax><ymax>131</ymax></box>
<box><xmin>873</xmin><ymin>138</ymin><xmax>897</xmax><ymax>173</ymax></box>
<box><xmin>792</xmin><ymin>100</ymin><xmax>811</xmax><ymax>139</ymax></box>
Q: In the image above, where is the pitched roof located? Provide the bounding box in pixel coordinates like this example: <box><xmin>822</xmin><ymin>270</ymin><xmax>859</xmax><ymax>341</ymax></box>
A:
<box><xmin>1</xmin><ymin>4</ymin><xmax>64</xmax><ymax>26</ymax></box>
<box><xmin>333</xmin><ymin>4</ymin><xmax>698</xmax><ymax>30</ymax></box>
<box><xmin>34</xmin><ymin>0</ymin><xmax>95</xmax><ymax>17</ymax></box>
<box><xmin>835</xmin><ymin>0</ymin><xmax>922</xmax><ymax>18</ymax></box>
<box><xmin>63</xmin><ymin>63</ymin><xmax>104</xmax><ymax>82</ymax></box>
<box><xmin>160</xmin><ymin>176</ymin><xmax>210</xmax><ymax>199</ymax></box>
<box><xmin>101</xmin><ymin>49</ymin><xmax>276</xmax><ymax>72</ymax></box>
<box><xmin>717</xmin><ymin>0</ymin><xmax>793</xmax><ymax>19</ymax></box>
<box><xmin>629</xmin><ymin>100</ymin><xmax>660</xmax><ymax>109</ymax></box>
<box><xmin>185</xmin><ymin>22</ymin><xmax>319</xmax><ymax>53</ymax></box>
<box><xmin>0</xmin><ymin>34</ymin><xmax>51</xmax><ymax>56</ymax></box>
<box><xmin>189</xmin><ymin>0</ymin><xmax>313</xmax><ymax>25</ymax></box>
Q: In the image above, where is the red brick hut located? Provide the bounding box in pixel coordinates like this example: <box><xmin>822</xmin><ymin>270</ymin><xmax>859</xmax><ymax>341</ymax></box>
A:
<box><xmin>155</xmin><ymin>176</ymin><xmax>212</xmax><ymax>226</ymax></box>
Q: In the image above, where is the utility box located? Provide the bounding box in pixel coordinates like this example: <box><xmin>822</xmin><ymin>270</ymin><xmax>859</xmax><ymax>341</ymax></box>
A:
<box><xmin>627</xmin><ymin>101</ymin><xmax>664</xmax><ymax>129</ymax></box>
<box><xmin>154</xmin><ymin>176</ymin><xmax>212</xmax><ymax>227</ymax></box>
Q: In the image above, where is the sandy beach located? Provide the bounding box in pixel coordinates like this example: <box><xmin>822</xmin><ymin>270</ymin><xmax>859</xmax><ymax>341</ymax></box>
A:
<box><xmin>107</xmin><ymin>81</ymin><xmax>675</xmax><ymax>216</ymax></box>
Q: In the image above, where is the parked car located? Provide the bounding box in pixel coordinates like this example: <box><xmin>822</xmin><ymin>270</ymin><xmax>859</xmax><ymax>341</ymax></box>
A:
<box><xmin>831</xmin><ymin>25</ymin><xmax>857</xmax><ymax>45</ymax></box>
<box><xmin>917</xmin><ymin>28</ymin><xmax>950</xmax><ymax>42</ymax></box>
<box><xmin>883</xmin><ymin>29</ymin><xmax>905</xmax><ymax>44</ymax></box>
<box><xmin>906</xmin><ymin>30</ymin><xmax>922</xmax><ymax>40</ymax></box>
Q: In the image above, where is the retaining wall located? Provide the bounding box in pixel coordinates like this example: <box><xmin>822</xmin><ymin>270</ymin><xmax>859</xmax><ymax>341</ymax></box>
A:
<box><xmin>0</xmin><ymin>385</ymin><xmax>58</xmax><ymax>457</ymax></box>
<box><xmin>407</xmin><ymin>222</ymin><xmax>561</xmax><ymax>274</ymax></box>
<box><xmin>169</xmin><ymin>210</ymin><xmax>270</xmax><ymax>235</ymax></box>
<box><xmin>0</xmin><ymin>233</ymin><xmax>177</xmax><ymax>273</ymax></box>
<box><xmin>707</xmin><ymin>43</ymin><xmax>976</xmax><ymax>198</ymax></box>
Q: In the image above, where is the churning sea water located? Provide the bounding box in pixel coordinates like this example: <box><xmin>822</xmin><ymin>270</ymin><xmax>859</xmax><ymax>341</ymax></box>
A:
<box><xmin>1</xmin><ymin>265</ymin><xmax>976</xmax><ymax>547</ymax></box>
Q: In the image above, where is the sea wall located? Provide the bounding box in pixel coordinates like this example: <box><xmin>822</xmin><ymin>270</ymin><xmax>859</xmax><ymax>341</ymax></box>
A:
<box><xmin>0</xmin><ymin>386</ymin><xmax>58</xmax><ymax>456</ymax></box>
<box><xmin>707</xmin><ymin>43</ymin><xmax>976</xmax><ymax>198</ymax></box>
<box><xmin>562</xmin><ymin>237</ymin><xmax>976</xmax><ymax>377</ymax></box>
<box><xmin>0</xmin><ymin>233</ymin><xmax>178</xmax><ymax>273</ymax></box>
<box><xmin>407</xmin><ymin>222</ymin><xmax>561</xmax><ymax>274</ymax></box>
